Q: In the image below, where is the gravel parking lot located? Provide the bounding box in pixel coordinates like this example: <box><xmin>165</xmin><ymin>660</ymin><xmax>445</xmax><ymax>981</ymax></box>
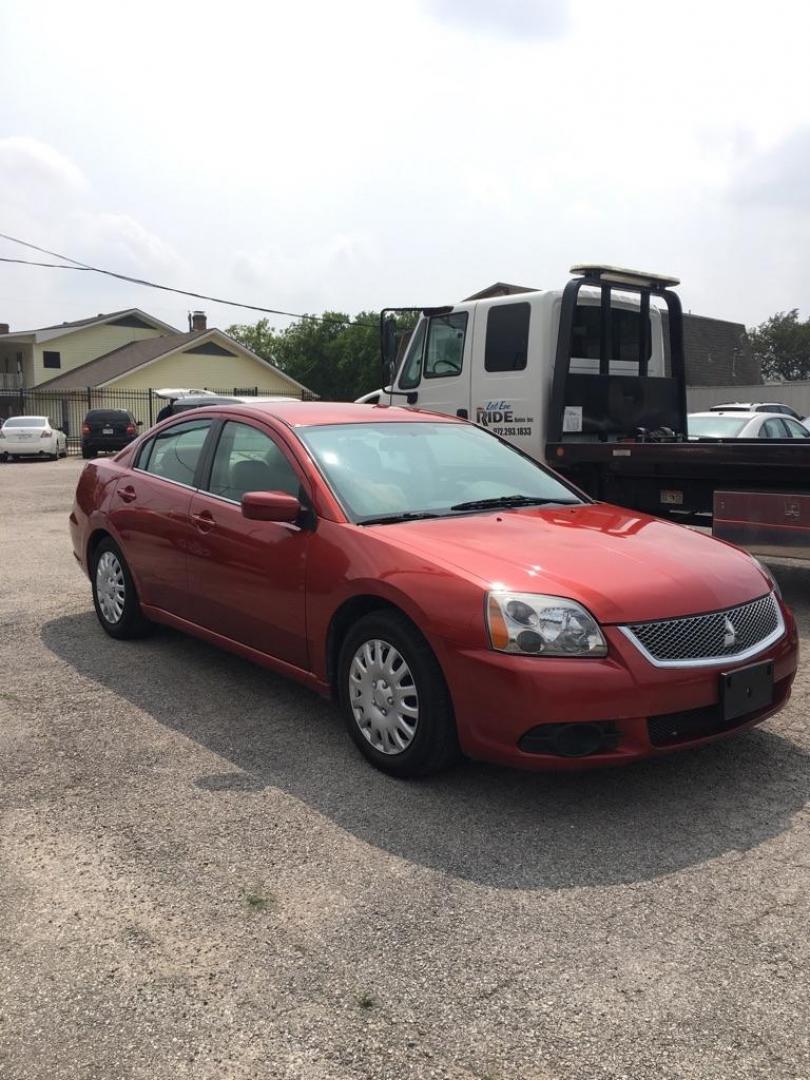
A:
<box><xmin>1</xmin><ymin>457</ymin><xmax>808</xmax><ymax>1080</ymax></box>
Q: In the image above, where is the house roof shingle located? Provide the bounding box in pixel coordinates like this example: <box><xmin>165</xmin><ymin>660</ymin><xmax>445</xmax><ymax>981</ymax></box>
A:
<box><xmin>38</xmin><ymin>328</ymin><xmax>312</xmax><ymax>395</ymax></box>
<box><xmin>0</xmin><ymin>308</ymin><xmax>179</xmax><ymax>341</ymax></box>
<box><xmin>40</xmin><ymin>330</ymin><xmax>222</xmax><ymax>389</ymax></box>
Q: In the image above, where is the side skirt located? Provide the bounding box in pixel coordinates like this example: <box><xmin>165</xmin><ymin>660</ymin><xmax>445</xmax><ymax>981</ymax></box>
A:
<box><xmin>140</xmin><ymin>604</ymin><xmax>332</xmax><ymax>698</ymax></box>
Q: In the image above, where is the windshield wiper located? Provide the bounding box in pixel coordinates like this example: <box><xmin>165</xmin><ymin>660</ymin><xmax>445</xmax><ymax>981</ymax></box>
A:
<box><xmin>359</xmin><ymin>511</ymin><xmax>440</xmax><ymax>526</ymax></box>
<box><xmin>450</xmin><ymin>495</ymin><xmax>578</xmax><ymax>512</ymax></box>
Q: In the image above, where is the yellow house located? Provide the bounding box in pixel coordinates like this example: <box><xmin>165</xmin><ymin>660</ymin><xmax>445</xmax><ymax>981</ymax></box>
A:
<box><xmin>38</xmin><ymin>317</ymin><xmax>310</xmax><ymax>397</ymax></box>
<box><xmin>0</xmin><ymin>309</ymin><xmax>178</xmax><ymax>389</ymax></box>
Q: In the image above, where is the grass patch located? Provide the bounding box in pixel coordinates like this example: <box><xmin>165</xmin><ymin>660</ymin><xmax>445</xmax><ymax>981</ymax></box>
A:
<box><xmin>356</xmin><ymin>990</ymin><xmax>376</xmax><ymax>1010</ymax></box>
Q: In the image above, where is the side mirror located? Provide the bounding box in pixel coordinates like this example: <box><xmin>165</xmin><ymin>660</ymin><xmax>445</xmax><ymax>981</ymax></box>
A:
<box><xmin>382</xmin><ymin>316</ymin><xmax>397</xmax><ymax>366</ymax></box>
<box><xmin>381</xmin><ymin>316</ymin><xmax>398</xmax><ymax>385</ymax></box>
<box><xmin>241</xmin><ymin>491</ymin><xmax>301</xmax><ymax>522</ymax></box>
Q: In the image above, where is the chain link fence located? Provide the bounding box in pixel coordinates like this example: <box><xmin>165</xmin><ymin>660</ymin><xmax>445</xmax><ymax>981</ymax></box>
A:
<box><xmin>0</xmin><ymin>386</ymin><xmax>307</xmax><ymax>453</ymax></box>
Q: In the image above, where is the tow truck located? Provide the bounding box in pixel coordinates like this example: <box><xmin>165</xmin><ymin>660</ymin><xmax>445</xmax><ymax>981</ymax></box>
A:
<box><xmin>361</xmin><ymin>265</ymin><xmax>810</xmax><ymax>560</ymax></box>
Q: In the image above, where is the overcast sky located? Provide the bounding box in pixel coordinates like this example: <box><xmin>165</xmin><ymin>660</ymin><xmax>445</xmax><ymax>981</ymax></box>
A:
<box><xmin>2</xmin><ymin>0</ymin><xmax>810</xmax><ymax>334</ymax></box>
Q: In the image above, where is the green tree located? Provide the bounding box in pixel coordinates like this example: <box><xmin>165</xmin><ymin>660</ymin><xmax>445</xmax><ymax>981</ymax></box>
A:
<box><xmin>749</xmin><ymin>309</ymin><xmax>810</xmax><ymax>381</ymax></box>
<box><xmin>226</xmin><ymin>317</ymin><xmax>278</xmax><ymax>363</ymax></box>
<box><xmin>226</xmin><ymin>312</ymin><xmax>383</xmax><ymax>401</ymax></box>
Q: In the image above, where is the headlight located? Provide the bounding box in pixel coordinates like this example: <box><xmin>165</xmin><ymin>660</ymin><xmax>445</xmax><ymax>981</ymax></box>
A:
<box><xmin>486</xmin><ymin>592</ymin><xmax>607</xmax><ymax>657</ymax></box>
<box><xmin>751</xmin><ymin>557</ymin><xmax>782</xmax><ymax>600</ymax></box>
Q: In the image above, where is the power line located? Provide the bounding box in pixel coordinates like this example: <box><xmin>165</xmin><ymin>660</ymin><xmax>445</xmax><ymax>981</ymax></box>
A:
<box><xmin>0</xmin><ymin>231</ymin><xmax>379</xmax><ymax>329</ymax></box>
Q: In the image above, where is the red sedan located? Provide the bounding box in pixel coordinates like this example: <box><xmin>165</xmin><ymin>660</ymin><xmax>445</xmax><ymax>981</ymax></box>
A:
<box><xmin>69</xmin><ymin>402</ymin><xmax>798</xmax><ymax>776</ymax></box>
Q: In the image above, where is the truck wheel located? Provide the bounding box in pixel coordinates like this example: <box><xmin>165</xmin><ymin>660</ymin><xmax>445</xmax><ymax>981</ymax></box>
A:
<box><xmin>337</xmin><ymin>610</ymin><xmax>460</xmax><ymax>777</ymax></box>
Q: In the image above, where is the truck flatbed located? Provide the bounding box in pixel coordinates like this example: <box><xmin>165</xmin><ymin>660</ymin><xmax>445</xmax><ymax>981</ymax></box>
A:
<box><xmin>547</xmin><ymin>438</ymin><xmax>810</xmax><ymax>517</ymax></box>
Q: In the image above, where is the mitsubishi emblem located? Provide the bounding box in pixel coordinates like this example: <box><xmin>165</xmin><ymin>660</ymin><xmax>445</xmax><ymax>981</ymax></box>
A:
<box><xmin>723</xmin><ymin>616</ymin><xmax>737</xmax><ymax>649</ymax></box>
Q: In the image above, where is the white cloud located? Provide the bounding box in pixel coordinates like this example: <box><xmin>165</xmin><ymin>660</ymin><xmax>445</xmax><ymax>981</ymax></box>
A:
<box><xmin>733</xmin><ymin>129</ymin><xmax>810</xmax><ymax>211</ymax></box>
<box><xmin>2</xmin><ymin>0</ymin><xmax>810</xmax><ymax>331</ymax></box>
<box><xmin>426</xmin><ymin>0</ymin><xmax>568</xmax><ymax>38</ymax></box>
<box><xmin>75</xmin><ymin>212</ymin><xmax>185</xmax><ymax>276</ymax></box>
<box><xmin>0</xmin><ymin>136</ymin><xmax>86</xmax><ymax>199</ymax></box>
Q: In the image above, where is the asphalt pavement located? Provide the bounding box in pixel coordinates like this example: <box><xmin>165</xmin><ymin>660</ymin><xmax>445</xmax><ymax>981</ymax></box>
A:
<box><xmin>1</xmin><ymin>457</ymin><xmax>808</xmax><ymax>1080</ymax></box>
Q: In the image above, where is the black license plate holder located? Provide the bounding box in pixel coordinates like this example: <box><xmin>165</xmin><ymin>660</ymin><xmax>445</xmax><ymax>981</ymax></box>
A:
<box><xmin>721</xmin><ymin>661</ymin><xmax>774</xmax><ymax>722</ymax></box>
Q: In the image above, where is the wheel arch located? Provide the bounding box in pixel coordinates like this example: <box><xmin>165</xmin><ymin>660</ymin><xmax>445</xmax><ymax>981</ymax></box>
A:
<box><xmin>326</xmin><ymin>595</ymin><xmax>426</xmax><ymax>694</ymax></box>
<box><xmin>86</xmin><ymin>528</ymin><xmax>113</xmax><ymax>570</ymax></box>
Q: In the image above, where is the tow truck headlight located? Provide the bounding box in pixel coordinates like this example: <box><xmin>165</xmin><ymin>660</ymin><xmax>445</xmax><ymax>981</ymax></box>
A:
<box><xmin>486</xmin><ymin>592</ymin><xmax>607</xmax><ymax>657</ymax></box>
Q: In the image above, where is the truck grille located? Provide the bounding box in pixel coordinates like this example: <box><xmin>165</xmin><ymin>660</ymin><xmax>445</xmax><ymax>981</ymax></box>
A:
<box><xmin>623</xmin><ymin>593</ymin><xmax>782</xmax><ymax>666</ymax></box>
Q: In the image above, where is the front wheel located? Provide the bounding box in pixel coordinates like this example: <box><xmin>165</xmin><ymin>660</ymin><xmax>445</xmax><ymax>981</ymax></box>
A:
<box><xmin>337</xmin><ymin>610</ymin><xmax>460</xmax><ymax>777</ymax></box>
<box><xmin>91</xmin><ymin>538</ymin><xmax>152</xmax><ymax>639</ymax></box>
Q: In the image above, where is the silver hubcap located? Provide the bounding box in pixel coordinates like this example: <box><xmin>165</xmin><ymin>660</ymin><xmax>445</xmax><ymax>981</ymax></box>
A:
<box><xmin>349</xmin><ymin>639</ymin><xmax>419</xmax><ymax>755</ymax></box>
<box><xmin>96</xmin><ymin>551</ymin><xmax>126</xmax><ymax>624</ymax></box>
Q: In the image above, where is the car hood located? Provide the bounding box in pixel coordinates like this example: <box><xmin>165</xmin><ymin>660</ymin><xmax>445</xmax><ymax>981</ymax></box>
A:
<box><xmin>370</xmin><ymin>503</ymin><xmax>772</xmax><ymax>624</ymax></box>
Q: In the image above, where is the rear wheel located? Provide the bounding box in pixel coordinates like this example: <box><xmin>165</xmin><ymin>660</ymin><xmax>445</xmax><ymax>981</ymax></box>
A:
<box><xmin>91</xmin><ymin>538</ymin><xmax>152</xmax><ymax>639</ymax></box>
<box><xmin>337</xmin><ymin>610</ymin><xmax>460</xmax><ymax>777</ymax></box>
<box><xmin>82</xmin><ymin>448</ymin><xmax>96</xmax><ymax>459</ymax></box>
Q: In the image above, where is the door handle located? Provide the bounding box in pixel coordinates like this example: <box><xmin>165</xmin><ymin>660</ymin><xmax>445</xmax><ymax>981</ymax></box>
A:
<box><xmin>191</xmin><ymin>510</ymin><xmax>216</xmax><ymax>533</ymax></box>
<box><xmin>117</xmin><ymin>485</ymin><xmax>137</xmax><ymax>503</ymax></box>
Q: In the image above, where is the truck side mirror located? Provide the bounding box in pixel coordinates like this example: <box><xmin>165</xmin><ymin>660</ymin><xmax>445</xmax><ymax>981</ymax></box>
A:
<box><xmin>382</xmin><ymin>316</ymin><xmax>397</xmax><ymax>383</ymax></box>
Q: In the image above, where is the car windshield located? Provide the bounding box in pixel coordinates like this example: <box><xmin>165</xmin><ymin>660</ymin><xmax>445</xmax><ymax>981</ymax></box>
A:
<box><xmin>299</xmin><ymin>421</ymin><xmax>582</xmax><ymax>522</ymax></box>
<box><xmin>86</xmin><ymin>410</ymin><xmax>129</xmax><ymax>421</ymax></box>
<box><xmin>3</xmin><ymin>416</ymin><xmax>47</xmax><ymax>428</ymax></box>
<box><xmin>688</xmin><ymin>415</ymin><xmax>748</xmax><ymax>438</ymax></box>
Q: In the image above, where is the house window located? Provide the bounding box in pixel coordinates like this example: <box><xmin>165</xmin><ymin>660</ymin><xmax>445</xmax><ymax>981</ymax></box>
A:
<box><xmin>43</xmin><ymin>351</ymin><xmax>61</xmax><ymax>369</ymax></box>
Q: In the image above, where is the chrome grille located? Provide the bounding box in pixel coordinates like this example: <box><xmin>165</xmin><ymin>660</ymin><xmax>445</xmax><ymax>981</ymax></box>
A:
<box><xmin>623</xmin><ymin>593</ymin><xmax>782</xmax><ymax>666</ymax></box>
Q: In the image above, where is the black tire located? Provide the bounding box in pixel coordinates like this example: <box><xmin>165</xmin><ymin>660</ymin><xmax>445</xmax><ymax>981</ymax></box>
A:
<box><xmin>82</xmin><ymin>448</ymin><xmax>96</xmax><ymax>460</ymax></box>
<box><xmin>337</xmin><ymin>610</ymin><xmax>460</xmax><ymax>777</ymax></box>
<box><xmin>91</xmin><ymin>537</ymin><xmax>152</xmax><ymax>640</ymax></box>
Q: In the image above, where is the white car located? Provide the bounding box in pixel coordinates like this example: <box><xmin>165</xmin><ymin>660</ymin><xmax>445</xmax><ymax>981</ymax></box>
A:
<box><xmin>688</xmin><ymin>410</ymin><xmax>810</xmax><ymax>440</ymax></box>
<box><xmin>709</xmin><ymin>401</ymin><xmax>807</xmax><ymax>421</ymax></box>
<box><xmin>0</xmin><ymin>415</ymin><xmax>68</xmax><ymax>460</ymax></box>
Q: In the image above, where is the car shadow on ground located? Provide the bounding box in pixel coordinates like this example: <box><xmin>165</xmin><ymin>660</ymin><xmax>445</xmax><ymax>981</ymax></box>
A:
<box><xmin>42</xmin><ymin>609</ymin><xmax>809</xmax><ymax>891</ymax></box>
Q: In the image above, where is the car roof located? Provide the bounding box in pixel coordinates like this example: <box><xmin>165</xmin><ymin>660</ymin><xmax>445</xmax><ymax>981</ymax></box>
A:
<box><xmin>710</xmin><ymin>401</ymin><xmax>789</xmax><ymax>410</ymax></box>
<box><xmin>184</xmin><ymin>401</ymin><xmax>462</xmax><ymax>429</ymax></box>
<box><xmin>689</xmin><ymin>410</ymin><xmax>760</xmax><ymax>420</ymax></box>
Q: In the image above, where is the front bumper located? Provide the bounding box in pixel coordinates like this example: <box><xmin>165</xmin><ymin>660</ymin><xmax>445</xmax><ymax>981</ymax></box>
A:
<box><xmin>439</xmin><ymin>604</ymin><xmax>799</xmax><ymax>770</ymax></box>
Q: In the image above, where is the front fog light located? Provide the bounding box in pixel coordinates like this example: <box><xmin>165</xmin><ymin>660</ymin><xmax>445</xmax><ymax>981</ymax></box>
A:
<box><xmin>487</xmin><ymin>592</ymin><xmax>607</xmax><ymax>657</ymax></box>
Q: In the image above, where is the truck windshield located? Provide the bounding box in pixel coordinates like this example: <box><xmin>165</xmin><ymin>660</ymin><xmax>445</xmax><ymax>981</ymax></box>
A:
<box><xmin>688</xmin><ymin>416</ymin><xmax>748</xmax><ymax>439</ymax></box>
<box><xmin>300</xmin><ymin>421</ymin><xmax>582</xmax><ymax>522</ymax></box>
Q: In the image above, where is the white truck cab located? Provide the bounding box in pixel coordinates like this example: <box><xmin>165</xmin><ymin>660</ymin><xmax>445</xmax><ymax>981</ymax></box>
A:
<box><xmin>360</xmin><ymin>265</ymin><xmax>676</xmax><ymax>463</ymax></box>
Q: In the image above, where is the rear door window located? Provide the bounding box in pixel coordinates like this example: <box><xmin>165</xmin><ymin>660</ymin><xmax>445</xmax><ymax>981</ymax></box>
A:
<box><xmin>138</xmin><ymin>419</ymin><xmax>212</xmax><ymax>486</ymax></box>
<box><xmin>760</xmin><ymin>418</ymin><xmax>789</xmax><ymax>439</ymax></box>
<box><xmin>783</xmin><ymin>418</ymin><xmax>810</xmax><ymax>438</ymax></box>
<box><xmin>485</xmin><ymin>303</ymin><xmax>530</xmax><ymax>372</ymax></box>
<box><xmin>572</xmin><ymin>305</ymin><xmax>651</xmax><ymax>365</ymax></box>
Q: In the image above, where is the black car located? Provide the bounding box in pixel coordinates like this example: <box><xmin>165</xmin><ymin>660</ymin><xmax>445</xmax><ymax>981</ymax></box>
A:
<box><xmin>81</xmin><ymin>409</ymin><xmax>141</xmax><ymax>458</ymax></box>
